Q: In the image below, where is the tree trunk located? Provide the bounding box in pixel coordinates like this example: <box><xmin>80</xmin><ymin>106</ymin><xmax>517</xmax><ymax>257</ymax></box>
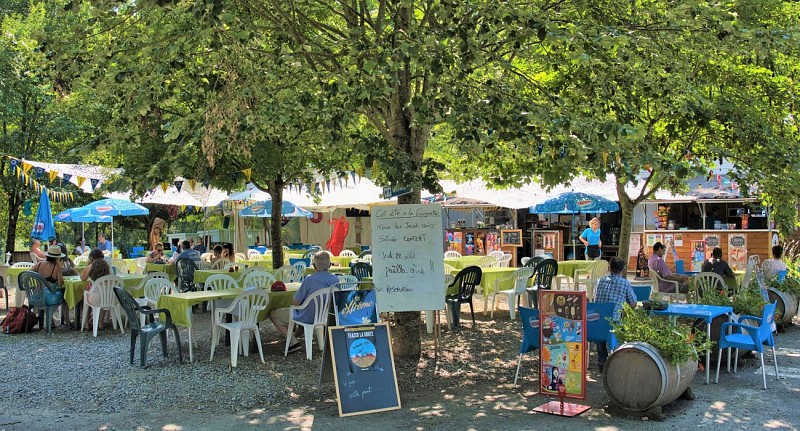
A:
<box><xmin>5</xmin><ymin>187</ymin><xmax>24</xmax><ymax>255</ymax></box>
<box><xmin>392</xmin><ymin>192</ymin><xmax>423</xmax><ymax>359</ymax></box>
<box><xmin>616</xmin><ymin>178</ymin><xmax>636</xmax><ymax>265</ymax></box>
<box><xmin>268</xmin><ymin>179</ymin><xmax>285</xmax><ymax>270</ymax></box>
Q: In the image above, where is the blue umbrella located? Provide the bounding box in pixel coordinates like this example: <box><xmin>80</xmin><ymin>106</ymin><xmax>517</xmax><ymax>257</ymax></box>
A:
<box><xmin>530</xmin><ymin>192</ymin><xmax>619</xmax><ymax>260</ymax></box>
<box><xmin>30</xmin><ymin>188</ymin><xmax>56</xmax><ymax>241</ymax></box>
<box><xmin>55</xmin><ymin>207</ymin><xmax>113</xmax><ymax>252</ymax></box>
<box><xmin>71</xmin><ymin>199</ymin><xmax>150</xmax><ymax>255</ymax></box>
<box><xmin>239</xmin><ymin>200</ymin><xmax>312</xmax><ymax>218</ymax></box>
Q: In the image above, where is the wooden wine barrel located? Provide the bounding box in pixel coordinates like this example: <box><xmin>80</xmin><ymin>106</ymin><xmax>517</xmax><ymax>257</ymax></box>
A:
<box><xmin>768</xmin><ymin>288</ymin><xmax>798</xmax><ymax>326</ymax></box>
<box><xmin>603</xmin><ymin>342</ymin><xmax>697</xmax><ymax>412</ymax></box>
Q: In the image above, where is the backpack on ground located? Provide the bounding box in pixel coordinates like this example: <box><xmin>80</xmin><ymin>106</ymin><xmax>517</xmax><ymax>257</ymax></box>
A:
<box><xmin>0</xmin><ymin>305</ymin><xmax>38</xmax><ymax>334</ymax></box>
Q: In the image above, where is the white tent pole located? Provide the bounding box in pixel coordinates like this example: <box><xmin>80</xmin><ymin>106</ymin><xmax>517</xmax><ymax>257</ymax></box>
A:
<box><xmin>111</xmin><ymin>218</ymin><xmax>115</xmax><ymax>257</ymax></box>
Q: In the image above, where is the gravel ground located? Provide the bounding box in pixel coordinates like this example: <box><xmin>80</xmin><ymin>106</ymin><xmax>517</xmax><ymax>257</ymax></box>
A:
<box><xmin>1</xmin><ymin>288</ymin><xmax>799</xmax><ymax>430</ymax></box>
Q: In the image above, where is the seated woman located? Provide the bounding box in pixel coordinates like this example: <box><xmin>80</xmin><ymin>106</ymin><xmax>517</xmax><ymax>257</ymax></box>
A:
<box><xmin>80</xmin><ymin>248</ymin><xmax>113</xmax><ymax>330</ymax></box>
<box><xmin>31</xmin><ymin>244</ymin><xmax>70</xmax><ymax>327</ymax></box>
<box><xmin>145</xmin><ymin>243</ymin><xmax>166</xmax><ymax>264</ymax></box>
<box><xmin>209</xmin><ymin>244</ymin><xmax>224</xmax><ymax>263</ymax></box>
<box><xmin>701</xmin><ymin>247</ymin><xmax>734</xmax><ymax>277</ymax></box>
<box><xmin>762</xmin><ymin>245</ymin><xmax>788</xmax><ymax>280</ymax></box>
<box><xmin>222</xmin><ymin>243</ymin><xmax>236</xmax><ymax>262</ymax></box>
<box><xmin>30</xmin><ymin>239</ymin><xmax>47</xmax><ymax>263</ymax></box>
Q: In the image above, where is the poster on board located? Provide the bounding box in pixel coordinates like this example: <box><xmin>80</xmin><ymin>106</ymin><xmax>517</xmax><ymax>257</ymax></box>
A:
<box><xmin>645</xmin><ymin>233</ymin><xmax>662</xmax><ymax>247</ymax></box>
<box><xmin>539</xmin><ymin>290</ymin><xmax>587</xmax><ymax>400</ymax></box>
<box><xmin>328</xmin><ymin>323</ymin><xmax>401</xmax><ymax>417</ymax></box>
<box><xmin>704</xmin><ymin>234</ymin><xmax>721</xmax><ymax>260</ymax></box>
<box><xmin>728</xmin><ymin>234</ymin><xmax>747</xmax><ymax>270</ymax></box>
<box><xmin>628</xmin><ymin>233</ymin><xmax>642</xmax><ymax>258</ymax></box>
<box><xmin>371</xmin><ymin>204</ymin><xmax>445</xmax><ymax>312</ymax></box>
<box><xmin>333</xmin><ymin>290</ymin><xmax>378</xmax><ymax>326</ymax></box>
<box><xmin>691</xmin><ymin>240</ymin><xmax>705</xmax><ymax>272</ymax></box>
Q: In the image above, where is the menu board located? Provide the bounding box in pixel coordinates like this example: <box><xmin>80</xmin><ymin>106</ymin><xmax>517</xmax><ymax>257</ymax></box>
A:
<box><xmin>539</xmin><ymin>290</ymin><xmax>587</xmax><ymax>400</ymax></box>
<box><xmin>371</xmin><ymin>204</ymin><xmax>445</xmax><ymax>312</ymax></box>
<box><xmin>728</xmin><ymin>234</ymin><xmax>747</xmax><ymax>270</ymax></box>
<box><xmin>501</xmin><ymin>229</ymin><xmax>522</xmax><ymax>247</ymax></box>
<box><xmin>328</xmin><ymin>323</ymin><xmax>400</xmax><ymax>417</ymax></box>
<box><xmin>704</xmin><ymin>234</ymin><xmax>721</xmax><ymax>260</ymax></box>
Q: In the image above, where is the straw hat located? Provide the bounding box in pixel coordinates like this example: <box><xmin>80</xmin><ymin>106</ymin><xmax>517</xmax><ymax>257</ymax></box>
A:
<box><xmin>45</xmin><ymin>245</ymin><xmax>66</xmax><ymax>259</ymax></box>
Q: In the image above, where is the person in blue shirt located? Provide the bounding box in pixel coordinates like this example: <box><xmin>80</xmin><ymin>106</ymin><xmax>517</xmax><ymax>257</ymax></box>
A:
<box><xmin>269</xmin><ymin>251</ymin><xmax>339</xmax><ymax>353</ymax></box>
<box><xmin>97</xmin><ymin>233</ymin><xmax>112</xmax><ymax>252</ymax></box>
<box><xmin>579</xmin><ymin>217</ymin><xmax>602</xmax><ymax>260</ymax></box>
<box><xmin>168</xmin><ymin>239</ymin><xmax>201</xmax><ymax>265</ymax></box>
<box><xmin>594</xmin><ymin>257</ymin><xmax>637</xmax><ymax>370</ymax></box>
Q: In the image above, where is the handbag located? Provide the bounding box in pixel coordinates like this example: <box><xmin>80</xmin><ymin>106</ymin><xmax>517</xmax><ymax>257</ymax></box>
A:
<box><xmin>586</xmin><ymin>245</ymin><xmax>601</xmax><ymax>259</ymax></box>
<box><xmin>1</xmin><ymin>305</ymin><xmax>38</xmax><ymax>334</ymax></box>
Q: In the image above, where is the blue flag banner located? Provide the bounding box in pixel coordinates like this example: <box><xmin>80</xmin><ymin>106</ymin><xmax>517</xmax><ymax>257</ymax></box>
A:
<box><xmin>31</xmin><ymin>188</ymin><xmax>56</xmax><ymax>241</ymax></box>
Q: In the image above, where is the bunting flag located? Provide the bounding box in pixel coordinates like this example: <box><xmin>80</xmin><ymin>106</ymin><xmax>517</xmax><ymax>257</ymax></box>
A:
<box><xmin>12</xmin><ymin>166</ymin><xmax>74</xmax><ymax>203</ymax></box>
<box><xmin>326</xmin><ymin>179</ymin><xmax>331</xmax><ymax>193</ymax></box>
<box><xmin>49</xmin><ymin>170</ymin><xmax>59</xmax><ymax>183</ymax></box>
<box><xmin>90</xmin><ymin>178</ymin><xmax>100</xmax><ymax>190</ymax></box>
<box><xmin>202</xmin><ymin>178</ymin><xmax>210</xmax><ymax>188</ymax></box>
<box><xmin>174</xmin><ymin>180</ymin><xmax>184</xmax><ymax>193</ymax></box>
<box><xmin>161</xmin><ymin>181</ymin><xmax>169</xmax><ymax>193</ymax></box>
<box><xmin>180</xmin><ymin>205</ymin><xmax>186</xmax><ymax>212</ymax></box>
<box><xmin>9</xmin><ymin>158</ymin><xmax>19</xmax><ymax>172</ymax></box>
<box><xmin>242</xmin><ymin>168</ymin><xmax>252</xmax><ymax>181</ymax></box>
<box><xmin>76</xmin><ymin>176</ymin><xmax>86</xmax><ymax>188</ymax></box>
<box><xmin>22</xmin><ymin>161</ymin><xmax>33</xmax><ymax>173</ymax></box>
<box><xmin>35</xmin><ymin>166</ymin><xmax>45</xmax><ymax>177</ymax></box>
<box><xmin>63</xmin><ymin>173</ymin><xmax>72</xmax><ymax>183</ymax></box>
<box><xmin>187</xmin><ymin>179</ymin><xmax>197</xmax><ymax>192</ymax></box>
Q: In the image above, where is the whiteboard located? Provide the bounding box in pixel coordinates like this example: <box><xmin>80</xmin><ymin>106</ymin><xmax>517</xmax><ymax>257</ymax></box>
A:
<box><xmin>371</xmin><ymin>204</ymin><xmax>445</xmax><ymax>312</ymax></box>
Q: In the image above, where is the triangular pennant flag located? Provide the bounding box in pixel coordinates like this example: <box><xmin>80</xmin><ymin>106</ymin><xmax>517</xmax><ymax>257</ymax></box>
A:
<box><xmin>63</xmin><ymin>173</ymin><xmax>72</xmax><ymax>184</ymax></box>
<box><xmin>338</xmin><ymin>177</ymin><xmax>344</xmax><ymax>189</ymax></box>
<box><xmin>9</xmin><ymin>158</ymin><xmax>19</xmax><ymax>172</ymax></box>
<box><xmin>76</xmin><ymin>176</ymin><xmax>86</xmax><ymax>188</ymax></box>
<box><xmin>187</xmin><ymin>179</ymin><xmax>197</xmax><ymax>191</ymax></box>
<box><xmin>174</xmin><ymin>180</ymin><xmax>184</xmax><ymax>193</ymax></box>
<box><xmin>350</xmin><ymin>171</ymin><xmax>356</xmax><ymax>183</ymax></box>
<box><xmin>202</xmin><ymin>178</ymin><xmax>210</xmax><ymax>188</ymax></box>
<box><xmin>49</xmin><ymin>170</ymin><xmax>59</xmax><ymax>183</ymax></box>
<box><xmin>326</xmin><ymin>179</ymin><xmax>331</xmax><ymax>193</ymax></box>
<box><xmin>90</xmin><ymin>178</ymin><xmax>100</xmax><ymax>190</ymax></box>
<box><xmin>15</xmin><ymin>166</ymin><xmax>21</xmax><ymax>179</ymax></box>
<box><xmin>242</xmin><ymin>168</ymin><xmax>252</xmax><ymax>182</ymax></box>
<box><xmin>22</xmin><ymin>162</ymin><xmax>33</xmax><ymax>173</ymax></box>
<box><xmin>180</xmin><ymin>205</ymin><xmax>186</xmax><ymax>212</ymax></box>
<box><xmin>35</xmin><ymin>167</ymin><xmax>45</xmax><ymax>178</ymax></box>
<box><xmin>161</xmin><ymin>182</ymin><xmax>169</xmax><ymax>193</ymax></box>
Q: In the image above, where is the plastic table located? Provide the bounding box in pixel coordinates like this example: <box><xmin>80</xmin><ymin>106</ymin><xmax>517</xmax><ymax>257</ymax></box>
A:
<box><xmin>651</xmin><ymin>303</ymin><xmax>733</xmax><ymax>384</ymax></box>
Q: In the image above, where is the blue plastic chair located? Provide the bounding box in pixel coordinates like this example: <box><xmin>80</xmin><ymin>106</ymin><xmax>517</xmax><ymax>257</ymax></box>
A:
<box><xmin>675</xmin><ymin>259</ymin><xmax>686</xmax><ymax>275</ymax></box>
<box><xmin>777</xmin><ymin>270</ymin><xmax>788</xmax><ymax>282</ymax></box>
<box><xmin>131</xmin><ymin>246</ymin><xmax>145</xmax><ymax>257</ymax></box>
<box><xmin>514</xmin><ymin>306</ymin><xmax>540</xmax><ymax>386</ymax></box>
<box><xmin>715</xmin><ymin>301</ymin><xmax>779</xmax><ymax>389</ymax></box>
<box><xmin>632</xmin><ymin>285</ymin><xmax>652</xmax><ymax>302</ymax></box>
<box><xmin>586</xmin><ymin>302</ymin><xmax>618</xmax><ymax>350</ymax></box>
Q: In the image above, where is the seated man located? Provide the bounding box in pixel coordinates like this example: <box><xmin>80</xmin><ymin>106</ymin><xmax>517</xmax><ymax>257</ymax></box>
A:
<box><xmin>762</xmin><ymin>245</ymin><xmax>788</xmax><ymax>281</ymax></box>
<box><xmin>269</xmin><ymin>251</ymin><xmax>339</xmax><ymax>353</ymax></box>
<box><xmin>97</xmin><ymin>233</ymin><xmax>112</xmax><ymax>253</ymax></box>
<box><xmin>168</xmin><ymin>239</ymin><xmax>201</xmax><ymax>265</ymax></box>
<box><xmin>701</xmin><ymin>247</ymin><xmax>734</xmax><ymax>277</ymax></box>
<box><xmin>648</xmin><ymin>242</ymin><xmax>690</xmax><ymax>293</ymax></box>
<box><xmin>193</xmin><ymin>237</ymin><xmax>207</xmax><ymax>254</ymax></box>
<box><xmin>30</xmin><ymin>238</ymin><xmax>47</xmax><ymax>262</ymax></box>
<box><xmin>594</xmin><ymin>257</ymin><xmax>637</xmax><ymax>370</ymax></box>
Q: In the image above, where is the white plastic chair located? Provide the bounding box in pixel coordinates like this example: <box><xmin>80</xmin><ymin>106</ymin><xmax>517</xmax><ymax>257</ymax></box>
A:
<box><xmin>443</xmin><ymin>264</ymin><xmax>457</xmax><ymax>275</ymax></box>
<box><xmin>649</xmin><ymin>270</ymin><xmax>686</xmax><ymax>303</ymax></box>
<box><xmin>489</xmin><ymin>250</ymin><xmax>505</xmax><ymax>260</ymax></box>
<box><xmin>291</xmin><ymin>261</ymin><xmax>308</xmax><ymax>283</ymax></box>
<box><xmin>498</xmin><ymin>253</ymin><xmax>513</xmax><ymax>268</ymax></box>
<box><xmin>11</xmin><ymin>262</ymin><xmax>34</xmax><ymax>268</ymax></box>
<box><xmin>197</xmin><ymin>261</ymin><xmax>213</xmax><ymax>270</ymax></box>
<box><xmin>236</xmin><ymin>266</ymin><xmax>264</xmax><ymax>284</ymax></box>
<box><xmin>338</xmin><ymin>249</ymin><xmax>357</xmax><ymax>257</ymax></box>
<box><xmin>274</xmin><ymin>265</ymin><xmax>295</xmax><ymax>282</ymax></box>
<box><xmin>131</xmin><ymin>271</ymin><xmax>170</xmax><ymax>296</ymax></box>
<box><xmin>242</xmin><ymin>270</ymin><xmax>277</xmax><ymax>289</ymax></box>
<box><xmin>73</xmin><ymin>255</ymin><xmax>89</xmax><ymax>266</ymax></box>
<box><xmin>200</xmin><ymin>253</ymin><xmax>213</xmax><ymax>262</ymax></box>
<box><xmin>140</xmin><ymin>277</ymin><xmax>176</xmax><ymax>327</ymax></box>
<box><xmin>477</xmin><ymin>256</ymin><xmax>497</xmax><ymax>268</ymax></box>
<box><xmin>210</xmin><ymin>258</ymin><xmax>230</xmax><ymax>270</ymax></box>
<box><xmin>81</xmin><ymin>275</ymin><xmax>125</xmax><ymax>337</ymax></box>
<box><xmin>444</xmin><ymin>250</ymin><xmax>462</xmax><ymax>259</ymax></box>
<box><xmin>110</xmin><ymin>258</ymin><xmax>128</xmax><ymax>275</ymax></box>
<box><xmin>335</xmin><ymin>274</ymin><xmax>359</xmax><ymax>290</ymax></box>
<box><xmin>520</xmin><ymin>257</ymin><xmax>531</xmax><ymax>266</ymax></box>
<box><xmin>246</xmin><ymin>249</ymin><xmax>261</xmax><ymax>260</ymax></box>
<box><xmin>234</xmin><ymin>252</ymin><xmax>247</xmax><ymax>262</ymax></box>
<box><xmin>492</xmin><ymin>268</ymin><xmax>535</xmax><ymax>319</ymax></box>
<box><xmin>204</xmin><ymin>273</ymin><xmax>238</xmax><ymax>314</ymax></box>
<box><xmin>210</xmin><ymin>288</ymin><xmax>270</xmax><ymax>367</ymax></box>
<box><xmin>361</xmin><ymin>254</ymin><xmax>373</xmax><ymax>264</ymax></box>
<box><xmin>134</xmin><ymin>257</ymin><xmax>147</xmax><ymax>274</ymax></box>
<box><xmin>574</xmin><ymin>260</ymin><xmax>609</xmax><ymax>301</ymax></box>
<box><xmin>284</xmin><ymin>288</ymin><xmax>332</xmax><ymax>360</ymax></box>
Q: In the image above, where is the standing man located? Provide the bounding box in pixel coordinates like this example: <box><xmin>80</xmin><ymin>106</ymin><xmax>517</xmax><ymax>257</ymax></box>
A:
<box><xmin>648</xmin><ymin>242</ymin><xmax>690</xmax><ymax>293</ymax></box>
<box><xmin>97</xmin><ymin>232</ymin><xmax>112</xmax><ymax>253</ymax></box>
<box><xmin>269</xmin><ymin>251</ymin><xmax>339</xmax><ymax>353</ymax></box>
<box><xmin>594</xmin><ymin>257</ymin><xmax>638</xmax><ymax>370</ymax></box>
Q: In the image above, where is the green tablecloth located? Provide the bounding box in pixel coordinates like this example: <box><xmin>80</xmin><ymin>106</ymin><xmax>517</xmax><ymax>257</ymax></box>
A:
<box><xmin>329</xmin><ymin>267</ymin><xmax>353</xmax><ymax>275</ymax></box>
<box><xmin>156</xmin><ymin>287</ymin><xmax>296</xmax><ymax>327</ymax></box>
<box><xmin>444</xmin><ymin>256</ymin><xmax>485</xmax><ymax>270</ymax></box>
<box><xmin>145</xmin><ymin>263</ymin><xmax>177</xmax><ymax>280</ymax></box>
<box><xmin>556</xmin><ymin>261</ymin><xmax>595</xmax><ymax>278</ymax></box>
<box><xmin>330</xmin><ymin>256</ymin><xmax>354</xmax><ymax>268</ymax></box>
<box><xmin>62</xmin><ymin>274</ymin><xmax>147</xmax><ymax>309</ymax></box>
<box><xmin>194</xmin><ymin>269</ymin><xmax>240</xmax><ymax>285</ymax></box>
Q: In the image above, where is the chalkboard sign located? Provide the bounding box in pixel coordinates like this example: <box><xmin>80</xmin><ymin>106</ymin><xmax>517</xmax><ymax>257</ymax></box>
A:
<box><xmin>501</xmin><ymin>229</ymin><xmax>523</xmax><ymax>247</ymax></box>
<box><xmin>328</xmin><ymin>323</ymin><xmax>401</xmax><ymax>417</ymax></box>
<box><xmin>538</xmin><ymin>290</ymin><xmax>587</xmax><ymax>400</ymax></box>
<box><xmin>371</xmin><ymin>204</ymin><xmax>444</xmax><ymax>312</ymax></box>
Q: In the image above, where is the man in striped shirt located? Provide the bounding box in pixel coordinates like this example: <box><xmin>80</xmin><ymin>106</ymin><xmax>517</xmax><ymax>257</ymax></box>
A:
<box><xmin>594</xmin><ymin>257</ymin><xmax>637</xmax><ymax>370</ymax></box>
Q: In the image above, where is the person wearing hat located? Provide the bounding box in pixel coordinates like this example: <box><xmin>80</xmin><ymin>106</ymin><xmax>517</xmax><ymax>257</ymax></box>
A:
<box><xmin>31</xmin><ymin>244</ymin><xmax>70</xmax><ymax>328</ymax></box>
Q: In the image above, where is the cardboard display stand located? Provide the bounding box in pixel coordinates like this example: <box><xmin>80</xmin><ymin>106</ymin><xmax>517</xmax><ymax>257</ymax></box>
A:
<box><xmin>328</xmin><ymin>323</ymin><xmax>401</xmax><ymax>417</ymax></box>
<box><xmin>534</xmin><ymin>290</ymin><xmax>590</xmax><ymax>417</ymax></box>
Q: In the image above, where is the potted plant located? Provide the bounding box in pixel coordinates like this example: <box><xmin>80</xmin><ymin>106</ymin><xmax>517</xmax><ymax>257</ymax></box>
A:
<box><xmin>765</xmin><ymin>275</ymin><xmax>798</xmax><ymax>329</ymax></box>
<box><xmin>603</xmin><ymin>303</ymin><xmax>713</xmax><ymax>418</ymax></box>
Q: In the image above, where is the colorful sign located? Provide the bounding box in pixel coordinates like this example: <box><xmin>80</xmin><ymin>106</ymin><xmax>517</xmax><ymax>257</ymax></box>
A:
<box><xmin>539</xmin><ymin>290</ymin><xmax>587</xmax><ymax>400</ymax></box>
<box><xmin>334</xmin><ymin>290</ymin><xmax>378</xmax><ymax>326</ymax></box>
<box><xmin>704</xmin><ymin>234</ymin><xmax>721</xmax><ymax>261</ymax></box>
<box><xmin>691</xmin><ymin>240</ymin><xmax>706</xmax><ymax>272</ymax></box>
<box><xmin>728</xmin><ymin>234</ymin><xmax>747</xmax><ymax>270</ymax></box>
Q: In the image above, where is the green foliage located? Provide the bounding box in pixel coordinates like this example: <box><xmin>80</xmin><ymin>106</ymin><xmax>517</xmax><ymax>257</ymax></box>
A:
<box><xmin>612</xmin><ymin>303</ymin><xmax>713</xmax><ymax>365</ymax></box>
<box><xmin>688</xmin><ymin>287</ymin><xmax>733</xmax><ymax>308</ymax></box>
<box><xmin>733</xmin><ymin>279</ymin><xmax>770</xmax><ymax>317</ymax></box>
<box><xmin>767</xmin><ymin>275</ymin><xmax>800</xmax><ymax>299</ymax></box>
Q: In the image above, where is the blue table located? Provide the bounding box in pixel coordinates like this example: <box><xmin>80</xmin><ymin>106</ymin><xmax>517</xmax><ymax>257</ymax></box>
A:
<box><xmin>651</xmin><ymin>304</ymin><xmax>733</xmax><ymax>384</ymax></box>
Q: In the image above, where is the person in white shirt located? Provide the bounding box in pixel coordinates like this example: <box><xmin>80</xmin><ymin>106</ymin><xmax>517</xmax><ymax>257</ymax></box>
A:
<box><xmin>762</xmin><ymin>245</ymin><xmax>788</xmax><ymax>280</ymax></box>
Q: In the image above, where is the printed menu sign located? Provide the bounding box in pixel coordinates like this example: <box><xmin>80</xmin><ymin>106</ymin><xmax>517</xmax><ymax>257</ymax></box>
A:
<box><xmin>728</xmin><ymin>234</ymin><xmax>747</xmax><ymax>270</ymax></box>
<box><xmin>371</xmin><ymin>204</ymin><xmax>444</xmax><ymax>312</ymax></box>
<box><xmin>539</xmin><ymin>290</ymin><xmax>587</xmax><ymax>400</ymax></box>
<box><xmin>334</xmin><ymin>290</ymin><xmax>378</xmax><ymax>326</ymax></box>
<box><xmin>704</xmin><ymin>234</ymin><xmax>721</xmax><ymax>261</ymax></box>
<box><xmin>328</xmin><ymin>323</ymin><xmax>400</xmax><ymax>417</ymax></box>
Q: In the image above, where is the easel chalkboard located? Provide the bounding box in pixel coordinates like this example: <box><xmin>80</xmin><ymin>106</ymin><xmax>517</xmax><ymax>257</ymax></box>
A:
<box><xmin>501</xmin><ymin>229</ymin><xmax>523</xmax><ymax>247</ymax></box>
<box><xmin>328</xmin><ymin>323</ymin><xmax>401</xmax><ymax>416</ymax></box>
